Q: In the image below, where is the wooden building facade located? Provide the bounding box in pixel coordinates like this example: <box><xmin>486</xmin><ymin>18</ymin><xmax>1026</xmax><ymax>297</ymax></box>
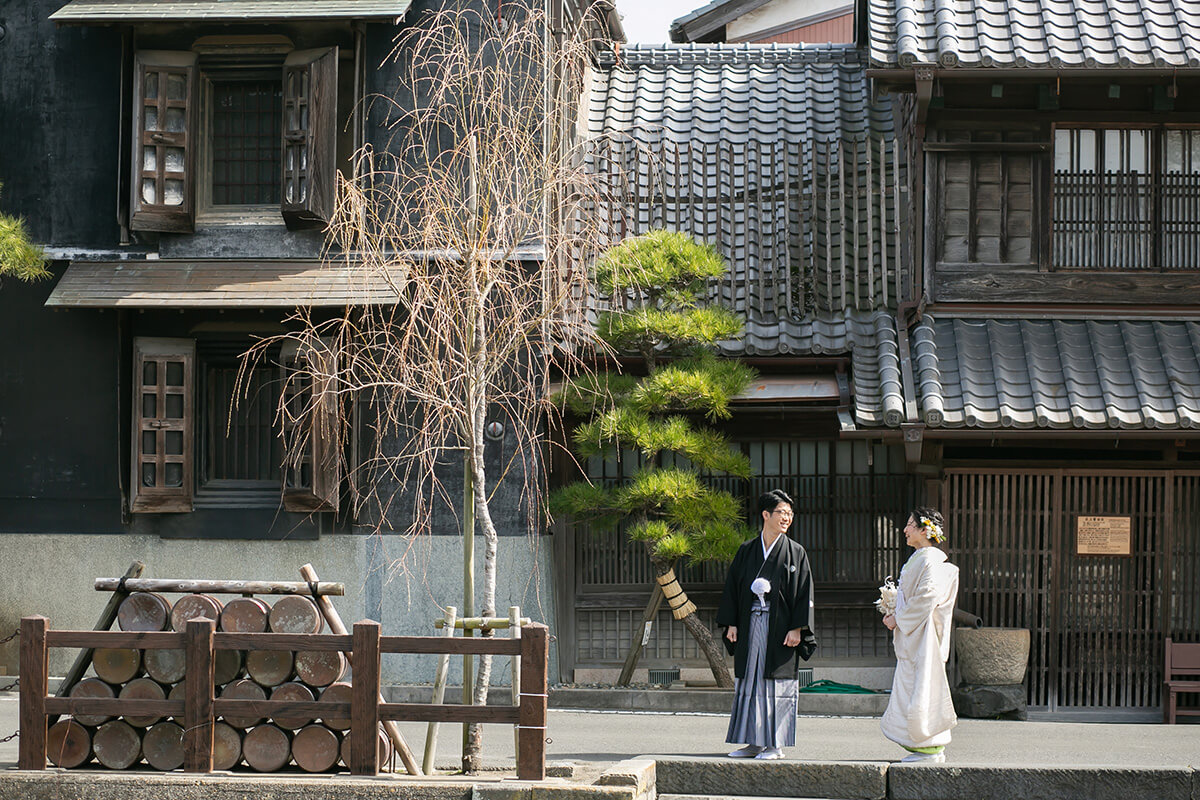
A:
<box><xmin>577</xmin><ymin>0</ymin><xmax>1200</xmax><ymax>716</ymax></box>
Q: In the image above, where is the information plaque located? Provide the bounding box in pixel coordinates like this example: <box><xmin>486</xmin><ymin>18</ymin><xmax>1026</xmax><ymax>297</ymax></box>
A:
<box><xmin>1076</xmin><ymin>515</ymin><xmax>1132</xmax><ymax>556</ymax></box>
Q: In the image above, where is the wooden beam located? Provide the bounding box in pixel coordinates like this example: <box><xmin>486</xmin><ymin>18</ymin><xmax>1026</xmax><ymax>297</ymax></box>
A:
<box><xmin>934</xmin><ymin>267</ymin><xmax>1200</xmax><ymax>304</ymax></box>
<box><xmin>51</xmin><ymin>560</ymin><xmax>144</xmax><ymax>722</ymax></box>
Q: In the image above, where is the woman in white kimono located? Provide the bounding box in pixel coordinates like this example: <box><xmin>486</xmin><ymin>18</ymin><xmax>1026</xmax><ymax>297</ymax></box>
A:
<box><xmin>880</xmin><ymin>507</ymin><xmax>959</xmax><ymax>763</ymax></box>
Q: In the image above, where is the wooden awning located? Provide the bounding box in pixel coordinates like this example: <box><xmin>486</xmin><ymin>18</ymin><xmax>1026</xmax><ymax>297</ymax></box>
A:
<box><xmin>50</xmin><ymin>0</ymin><xmax>412</xmax><ymax>24</ymax></box>
<box><xmin>45</xmin><ymin>260</ymin><xmax>404</xmax><ymax>307</ymax></box>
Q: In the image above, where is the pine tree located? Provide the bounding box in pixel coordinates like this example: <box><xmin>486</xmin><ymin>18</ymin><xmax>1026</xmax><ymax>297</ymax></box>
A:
<box><xmin>552</xmin><ymin>230</ymin><xmax>757</xmax><ymax>687</ymax></box>
<box><xmin>0</xmin><ymin>182</ymin><xmax>49</xmax><ymax>283</ymax></box>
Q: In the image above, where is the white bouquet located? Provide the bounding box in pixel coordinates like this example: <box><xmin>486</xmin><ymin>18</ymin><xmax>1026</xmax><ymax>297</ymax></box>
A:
<box><xmin>751</xmin><ymin>577</ymin><xmax>771</xmax><ymax>601</ymax></box>
<box><xmin>875</xmin><ymin>576</ymin><xmax>897</xmax><ymax>616</ymax></box>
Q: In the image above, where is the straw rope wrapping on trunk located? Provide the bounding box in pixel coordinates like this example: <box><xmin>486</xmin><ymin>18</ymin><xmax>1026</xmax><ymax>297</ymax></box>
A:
<box><xmin>655</xmin><ymin>568</ymin><xmax>696</xmax><ymax>620</ymax></box>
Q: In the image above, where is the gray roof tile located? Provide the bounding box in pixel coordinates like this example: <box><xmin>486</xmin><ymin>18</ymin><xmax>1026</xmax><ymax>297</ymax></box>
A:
<box><xmin>587</xmin><ymin>44</ymin><xmax>907</xmax><ymax>360</ymax></box>
<box><xmin>869</xmin><ymin>0</ymin><xmax>1200</xmax><ymax>69</ymax></box>
<box><xmin>909</xmin><ymin>316</ymin><xmax>1200</xmax><ymax>430</ymax></box>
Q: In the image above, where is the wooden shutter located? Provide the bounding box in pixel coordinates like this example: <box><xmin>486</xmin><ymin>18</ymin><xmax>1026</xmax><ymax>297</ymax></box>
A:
<box><xmin>131</xmin><ymin>338</ymin><xmax>194</xmax><ymax>513</ymax></box>
<box><xmin>281</xmin><ymin>47</ymin><xmax>338</xmax><ymax>230</ymax></box>
<box><xmin>281</xmin><ymin>338</ymin><xmax>340</xmax><ymax>512</ymax></box>
<box><xmin>131</xmin><ymin>51</ymin><xmax>197</xmax><ymax>232</ymax></box>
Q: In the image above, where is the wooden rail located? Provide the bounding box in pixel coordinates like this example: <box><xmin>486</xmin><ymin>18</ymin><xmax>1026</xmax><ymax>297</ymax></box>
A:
<box><xmin>18</xmin><ymin>615</ymin><xmax>548</xmax><ymax>779</ymax></box>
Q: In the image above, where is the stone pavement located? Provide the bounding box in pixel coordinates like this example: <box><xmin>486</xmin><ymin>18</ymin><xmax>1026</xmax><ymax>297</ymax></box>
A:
<box><xmin>2</xmin><ymin>692</ymin><xmax>1199</xmax><ymax>799</ymax></box>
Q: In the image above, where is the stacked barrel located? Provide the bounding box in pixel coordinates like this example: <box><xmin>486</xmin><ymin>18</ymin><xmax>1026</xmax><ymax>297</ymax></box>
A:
<box><xmin>46</xmin><ymin>592</ymin><xmax>393</xmax><ymax>772</ymax></box>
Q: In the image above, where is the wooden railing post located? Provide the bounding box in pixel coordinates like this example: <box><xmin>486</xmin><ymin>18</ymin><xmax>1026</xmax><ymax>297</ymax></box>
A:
<box><xmin>18</xmin><ymin>615</ymin><xmax>48</xmax><ymax>770</ymax></box>
<box><xmin>351</xmin><ymin>620</ymin><xmax>381</xmax><ymax>775</ymax></box>
<box><xmin>184</xmin><ymin>617</ymin><xmax>215</xmax><ymax>772</ymax></box>
<box><xmin>516</xmin><ymin>623</ymin><xmax>547</xmax><ymax>781</ymax></box>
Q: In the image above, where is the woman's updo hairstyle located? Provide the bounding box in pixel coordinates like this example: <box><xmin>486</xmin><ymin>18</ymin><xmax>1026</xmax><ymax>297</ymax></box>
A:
<box><xmin>908</xmin><ymin>507</ymin><xmax>946</xmax><ymax>543</ymax></box>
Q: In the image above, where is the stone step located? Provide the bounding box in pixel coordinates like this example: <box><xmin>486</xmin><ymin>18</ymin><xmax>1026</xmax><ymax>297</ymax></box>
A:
<box><xmin>661</xmin><ymin>794</ymin><xmax>856</xmax><ymax>800</ymax></box>
<box><xmin>654</xmin><ymin>757</ymin><xmax>887</xmax><ymax>800</ymax></box>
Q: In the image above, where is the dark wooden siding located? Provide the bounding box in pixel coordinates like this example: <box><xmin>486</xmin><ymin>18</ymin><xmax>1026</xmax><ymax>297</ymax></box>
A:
<box><xmin>946</xmin><ymin>468</ymin><xmax>1200</xmax><ymax>714</ymax></box>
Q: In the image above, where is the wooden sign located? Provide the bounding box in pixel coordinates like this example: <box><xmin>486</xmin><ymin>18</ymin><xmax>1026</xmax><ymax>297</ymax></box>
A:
<box><xmin>1076</xmin><ymin>516</ymin><xmax>1132</xmax><ymax>556</ymax></box>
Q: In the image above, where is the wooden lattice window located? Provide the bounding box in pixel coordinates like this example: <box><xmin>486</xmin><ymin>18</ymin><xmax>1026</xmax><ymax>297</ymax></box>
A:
<box><xmin>282</xmin><ymin>48</ymin><xmax>339</xmax><ymax>229</ymax></box>
<box><xmin>1053</xmin><ymin>127</ymin><xmax>1200</xmax><ymax>270</ymax></box>
<box><xmin>131</xmin><ymin>338</ymin><xmax>195</xmax><ymax>513</ymax></box>
<box><xmin>129</xmin><ymin>46</ymin><xmax>339</xmax><ymax>232</ymax></box>
<box><xmin>131</xmin><ymin>52</ymin><xmax>197</xmax><ymax>233</ymax></box>
<box><xmin>280</xmin><ymin>338</ymin><xmax>341</xmax><ymax>512</ymax></box>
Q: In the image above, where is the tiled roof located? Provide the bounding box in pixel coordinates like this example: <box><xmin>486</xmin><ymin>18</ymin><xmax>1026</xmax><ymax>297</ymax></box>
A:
<box><xmin>586</xmin><ymin>44</ymin><xmax>907</xmax><ymax>362</ymax></box>
<box><xmin>718</xmin><ymin>310</ymin><xmax>902</xmax><ymax>427</ymax></box>
<box><xmin>867</xmin><ymin>0</ymin><xmax>1200</xmax><ymax>69</ymax></box>
<box><xmin>910</xmin><ymin>316</ymin><xmax>1200</xmax><ymax>429</ymax></box>
<box><xmin>50</xmin><ymin>0</ymin><xmax>411</xmax><ymax>23</ymax></box>
<box><xmin>591</xmin><ymin>44</ymin><xmax>890</xmax><ymax>142</ymax></box>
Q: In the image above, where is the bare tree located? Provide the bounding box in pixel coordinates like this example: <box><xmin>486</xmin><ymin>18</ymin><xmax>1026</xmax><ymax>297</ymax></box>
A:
<box><xmin>241</xmin><ymin>4</ymin><xmax>619</xmax><ymax>772</ymax></box>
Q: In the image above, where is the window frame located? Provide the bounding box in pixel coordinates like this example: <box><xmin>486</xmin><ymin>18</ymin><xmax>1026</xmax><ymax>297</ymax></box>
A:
<box><xmin>131</xmin><ymin>337</ymin><xmax>195</xmax><ymax>513</ymax></box>
<box><xmin>1051</xmin><ymin>122</ymin><xmax>1200</xmax><ymax>271</ymax></box>
<box><xmin>128</xmin><ymin>40</ymin><xmax>341</xmax><ymax>233</ymax></box>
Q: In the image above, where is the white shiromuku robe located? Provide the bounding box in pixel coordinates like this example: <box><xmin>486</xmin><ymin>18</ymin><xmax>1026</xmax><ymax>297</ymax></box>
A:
<box><xmin>880</xmin><ymin>546</ymin><xmax>959</xmax><ymax>749</ymax></box>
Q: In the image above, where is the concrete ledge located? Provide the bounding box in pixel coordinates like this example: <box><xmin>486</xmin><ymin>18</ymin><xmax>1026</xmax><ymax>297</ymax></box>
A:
<box><xmin>0</xmin><ymin>771</ymin><xmax>480</xmax><ymax>800</ymax></box>
<box><xmin>887</xmin><ymin>764</ymin><xmax>1196</xmax><ymax>800</ymax></box>
<box><xmin>548</xmin><ymin>689</ymin><xmax>886</xmax><ymax>717</ymax></box>
<box><xmin>598</xmin><ymin>758</ymin><xmax>656</xmax><ymax>800</ymax></box>
<box><xmin>653</xmin><ymin>756</ymin><xmax>887</xmax><ymax>800</ymax></box>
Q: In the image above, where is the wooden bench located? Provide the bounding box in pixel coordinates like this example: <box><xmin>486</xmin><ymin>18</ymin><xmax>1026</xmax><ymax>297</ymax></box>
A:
<box><xmin>1163</xmin><ymin>638</ymin><xmax>1200</xmax><ymax>724</ymax></box>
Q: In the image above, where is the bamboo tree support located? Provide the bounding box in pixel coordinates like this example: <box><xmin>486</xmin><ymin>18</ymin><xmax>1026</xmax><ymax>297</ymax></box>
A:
<box><xmin>422</xmin><ymin>605</ymin><xmax>457</xmax><ymax>775</ymax></box>
<box><xmin>617</xmin><ymin>583</ymin><xmax>663</xmax><ymax>686</ymax></box>
<box><xmin>298</xmin><ymin>564</ymin><xmax>421</xmax><ymax>775</ymax></box>
<box><xmin>509</xmin><ymin>606</ymin><xmax>521</xmax><ymax>755</ymax></box>
<box><xmin>50</xmin><ymin>561</ymin><xmax>144</xmax><ymax>723</ymax></box>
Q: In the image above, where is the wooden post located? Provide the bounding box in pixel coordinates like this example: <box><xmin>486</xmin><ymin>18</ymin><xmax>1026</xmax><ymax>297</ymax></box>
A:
<box><xmin>618</xmin><ymin>583</ymin><xmax>663</xmax><ymax>686</ymax></box>
<box><xmin>18</xmin><ymin>615</ymin><xmax>48</xmax><ymax>770</ymax></box>
<box><xmin>422</xmin><ymin>605</ymin><xmax>457</xmax><ymax>775</ymax></box>
<box><xmin>461</xmin><ymin>624</ymin><xmax>474</xmax><ymax>755</ymax></box>
<box><xmin>299</xmin><ymin>564</ymin><xmax>421</xmax><ymax>775</ymax></box>
<box><xmin>51</xmin><ymin>561</ymin><xmax>144</xmax><ymax>722</ymax></box>
<box><xmin>184</xmin><ymin>617</ymin><xmax>215</xmax><ymax>772</ymax></box>
<box><xmin>509</xmin><ymin>606</ymin><xmax>521</xmax><ymax>755</ymax></box>
<box><xmin>517</xmin><ymin>623</ymin><xmax>547</xmax><ymax>781</ymax></box>
<box><xmin>350</xmin><ymin>620</ymin><xmax>381</xmax><ymax>776</ymax></box>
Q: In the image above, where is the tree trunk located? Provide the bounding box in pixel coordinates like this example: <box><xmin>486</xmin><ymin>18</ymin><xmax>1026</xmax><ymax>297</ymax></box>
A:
<box><xmin>650</xmin><ymin>558</ymin><xmax>734</xmax><ymax>689</ymax></box>
<box><xmin>463</xmin><ymin>303</ymin><xmax>498</xmax><ymax>774</ymax></box>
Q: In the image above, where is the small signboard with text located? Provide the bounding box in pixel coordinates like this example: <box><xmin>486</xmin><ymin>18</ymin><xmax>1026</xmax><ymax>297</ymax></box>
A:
<box><xmin>1076</xmin><ymin>515</ymin><xmax>1132</xmax><ymax>556</ymax></box>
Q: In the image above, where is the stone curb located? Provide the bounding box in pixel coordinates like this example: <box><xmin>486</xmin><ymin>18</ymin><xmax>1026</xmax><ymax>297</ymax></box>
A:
<box><xmin>652</xmin><ymin>756</ymin><xmax>887</xmax><ymax>800</ymax></box>
<box><xmin>887</xmin><ymin>764</ymin><xmax>1197</xmax><ymax>800</ymax></box>
<box><xmin>598</xmin><ymin>757</ymin><xmax>656</xmax><ymax>800</ymax></box>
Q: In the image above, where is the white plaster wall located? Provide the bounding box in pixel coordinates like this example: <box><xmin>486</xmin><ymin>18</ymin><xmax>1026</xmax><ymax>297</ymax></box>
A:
<box><xmin>727</xmin><ymin>0</ymin><xmax>851</xmax><ymax>40</ymax></box>
<box><xmin>0</xmin><ymin>533</ymin><xmax>556</xmax><ymax>686</ymax></box>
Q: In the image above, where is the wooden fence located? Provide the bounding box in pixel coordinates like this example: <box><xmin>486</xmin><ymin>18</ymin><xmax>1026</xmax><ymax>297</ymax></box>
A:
<box><xmin>18</xmin><ymin>616</ymin><xmax>548</xmax><ymax>779</ymax></box>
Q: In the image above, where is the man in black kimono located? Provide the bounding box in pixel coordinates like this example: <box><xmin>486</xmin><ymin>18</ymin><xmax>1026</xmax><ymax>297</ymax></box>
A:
<box><xmin>717</xmin><ymin>489</ymin><xmax>816</xmax><ymax>759</ymax></box>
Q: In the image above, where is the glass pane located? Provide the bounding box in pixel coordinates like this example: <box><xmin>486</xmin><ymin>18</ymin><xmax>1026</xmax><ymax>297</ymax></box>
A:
<box><xmin>142</xmin><ymin>463</ymin><xmax>156</xmax><ymax>487</ymax></box>
<box><xmin>141</xmin><ymin>178</ymin><xmax>157</xmax><ymax>204</ymax></box>
<box><xmin>142</xmin><ymin>393</ymin><xmax>157</xmax><ymax>419</ymax></box>
<box><xmin>165</xmin><ymin>147</ymin><xmax>184</xmax><ymax>173</ymax></box>
<box><xmin>285</xmin><ymin>179</ymin><xmax>293</xmax><ymax>203</ymax></box>
<box><xmin>165</xmin><ymin>430</ymin><xmax>183</xmax><ymax>456</ymax></box>
<box><xmin>166</xmin><ymin>73</ymin><xmax>186</xmax><ymax>101</ymax></box>
<box><xmin>165</xmin><ymin>361</ymin><xmax>184</xmax><ymax>386</ymax></box>
<box><xmin>165</xmin><ymin>393</ymin><xmax>184</xmax><ymax>419</ymax></box>
<box><xmin>165</xmin><ymin>463</ymin><xmax>183</xmax><ymax>488</ymax></box>
<box><xmin>143</xmin><ymin>146</ymin><xmax>157</xmax><ymax>172</ymax></box>
<box><xmin>144</xmin><ymin>107</ymin><xmax>158</xmax><ymax>132</ymax></box>
<box><xmin>142</xmin><ymin>430</ymin><xmax>156</xmax><ymax>455</ymax></box>
<box><xmin>165</xmin><ymin>107</ymin><xmax>185</xmax><ymax>133</ymax></box>
<box><xmin>144</xmin><ymin>72</ymin><xmax>159</xmax><ymax>100</ymax></box>
<box><xmin>142</xmin><ymin>361</ymin><xmax>157</xmax><ymax>386</ymax></box>
<box><xmin>164</xmin><ymin>179</ymin><xmax>184</xmax><ymax>206</ymax></box>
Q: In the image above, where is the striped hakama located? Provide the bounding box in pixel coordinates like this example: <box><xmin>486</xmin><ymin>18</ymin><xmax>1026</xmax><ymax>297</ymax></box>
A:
<box><xmin>725</xmin><ymin>598</ymin><xmax>798</xmax><ymax>748</ymax></box>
